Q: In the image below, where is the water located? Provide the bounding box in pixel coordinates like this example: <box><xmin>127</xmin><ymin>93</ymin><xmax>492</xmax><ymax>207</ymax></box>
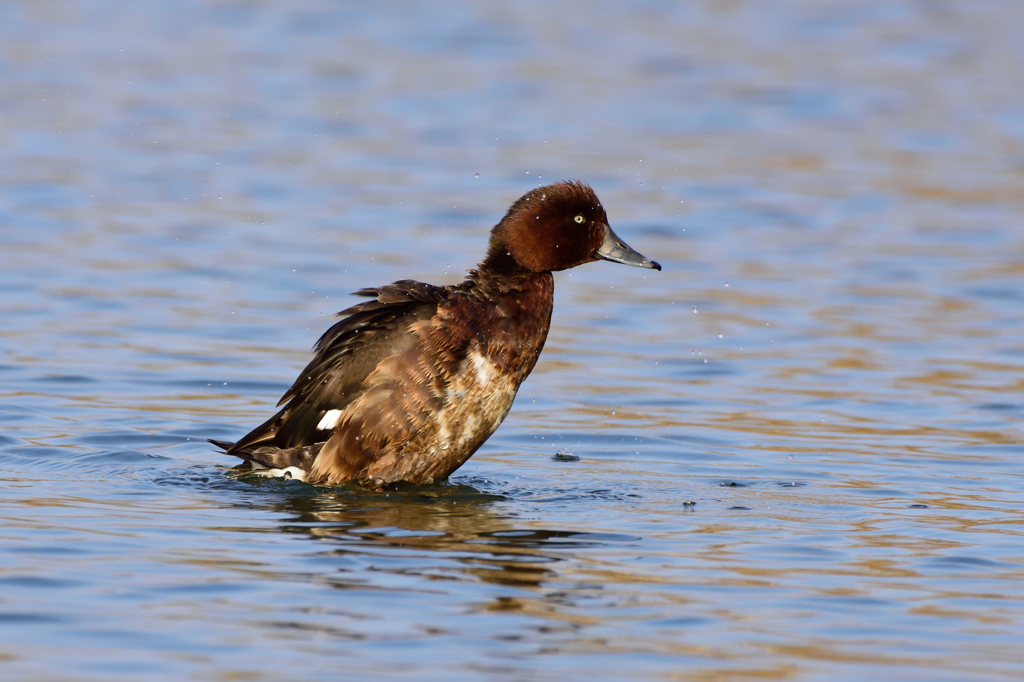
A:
<box><xmin>2</xmin><ymin>1</ymin><xmax>1023</xmax><ymax>679</ymax></box>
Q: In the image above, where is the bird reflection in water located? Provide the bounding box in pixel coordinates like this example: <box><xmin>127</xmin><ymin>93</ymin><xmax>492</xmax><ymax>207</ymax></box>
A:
<box><xmin>244</xmin><ymin>476</ymin><xmax>581</xmax><ymax>590</ymax></box>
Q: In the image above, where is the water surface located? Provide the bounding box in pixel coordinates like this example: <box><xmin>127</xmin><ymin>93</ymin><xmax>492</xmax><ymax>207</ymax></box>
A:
<box><xmin>1</xmin><ymin>1</ymin><xmax>1023</xmax><ymax>679</ymax></box>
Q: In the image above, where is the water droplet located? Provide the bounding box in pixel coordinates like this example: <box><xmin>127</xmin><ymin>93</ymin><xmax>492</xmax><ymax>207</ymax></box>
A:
<box><xmin>718</xmin><ymin>334</ymin><xmax>723</xmax><ymax>338</ymax></box>
<box><xmin>474</xmin><ymin>173</ymin><xmax>479</xmax><ymax>178</ymax></box>
<box><xmin>724</xmin><ymin>282</ymin><xmax>730</xmax><ymax>287</ymax></box>
<box><xmin>693</xmin><ymin>307</ymin><xmax>698</xmax><ymax>313</ymax></box>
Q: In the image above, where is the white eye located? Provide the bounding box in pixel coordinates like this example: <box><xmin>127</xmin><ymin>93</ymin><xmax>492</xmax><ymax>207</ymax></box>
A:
<box><xmin>574</xmin><ymin>215</ymin><xmax>585</xmax><ymax>223</ymax></box>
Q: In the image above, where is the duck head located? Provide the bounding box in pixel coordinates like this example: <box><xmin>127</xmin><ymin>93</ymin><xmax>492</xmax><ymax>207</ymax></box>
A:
<box><xmin>484</xmin><ymin>181</ymin><xmax>661</xmax><ymax>274</ymax></box>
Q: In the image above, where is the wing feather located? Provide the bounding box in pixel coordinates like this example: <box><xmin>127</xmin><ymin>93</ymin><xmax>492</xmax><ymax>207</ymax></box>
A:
<box><xmin>225</xmin><ymin>280</ymin><xmax>455</xmax><ymax>456</ymax></box>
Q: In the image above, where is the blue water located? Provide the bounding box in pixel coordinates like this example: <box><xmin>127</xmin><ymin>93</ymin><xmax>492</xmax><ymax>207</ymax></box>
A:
<box><xmin>2</xmin><ymin>1</ymin><xmax>1023</xmax><ymax>679</ymax></box>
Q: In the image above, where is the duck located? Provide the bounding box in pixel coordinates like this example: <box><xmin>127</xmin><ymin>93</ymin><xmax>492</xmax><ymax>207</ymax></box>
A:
<box><xmin>211</xmin><ymin>180</ymin><xmax>660</xmax><ymax>486</ymax></box>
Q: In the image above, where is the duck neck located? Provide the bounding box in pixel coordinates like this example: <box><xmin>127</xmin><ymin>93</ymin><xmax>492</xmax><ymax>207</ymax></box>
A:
<box><xmin>466</xmin><ymin>247</ymin><xmax>556</xmax><ymax>379</ymax></box>
<box><xmin>469</xmin><ymin>246</ymin><xmax>550</xmax><ymax>298</ymax></box>
<box><xmin>477</xmin><ymin>242</ymin><xmax>527</xmax><ymax>276</ymax></box>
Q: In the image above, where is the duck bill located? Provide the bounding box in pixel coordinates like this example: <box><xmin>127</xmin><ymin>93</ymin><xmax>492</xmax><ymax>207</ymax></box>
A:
<box><xmin>594</xmin><ymin>224</ymin><xmax>662</xmax><ymax>271</ymax></box>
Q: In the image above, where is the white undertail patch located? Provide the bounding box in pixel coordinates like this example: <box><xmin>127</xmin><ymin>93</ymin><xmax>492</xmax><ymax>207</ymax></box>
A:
<box><xmin>317</xmin><ymin>409</ymin><xmax>343</xmax><ymax>431</ymax></box>
<box><xmin>248</xmin><ymin>466</ymin><xmax>307</xmax><ymax>482</ymax></box>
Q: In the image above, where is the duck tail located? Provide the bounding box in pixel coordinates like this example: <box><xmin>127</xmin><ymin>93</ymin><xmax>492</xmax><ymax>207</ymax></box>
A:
<box><xmin>209</xmin><ymin>438</ymin><xmax>322</xmax><ymax>476</ymax></box>
<box><xmin>208</xmin><ymin>438</ymin><xmax>235</xmax><ymax>452</ymax></box>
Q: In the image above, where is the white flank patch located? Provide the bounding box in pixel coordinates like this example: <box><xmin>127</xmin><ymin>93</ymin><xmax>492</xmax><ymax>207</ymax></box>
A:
<box><xmin>469</xmin><ymin>350</ymin><xmax>496</xmax><ymax>386</ymax></box>
<box><xmin>317</xmin><ymin>409</ymin><xmax>343</xmax><ymax>431</ymax></box>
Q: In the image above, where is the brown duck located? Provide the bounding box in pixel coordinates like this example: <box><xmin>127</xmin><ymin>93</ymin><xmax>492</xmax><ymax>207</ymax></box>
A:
<box><xmin>211</xmin><ymin>181</ymin><xmax>660</xmax><ymax>485</ymax></box>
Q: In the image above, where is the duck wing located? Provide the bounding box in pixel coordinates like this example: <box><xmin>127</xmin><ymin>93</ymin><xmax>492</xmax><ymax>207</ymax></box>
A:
<box><xmin>221</xmin><ymin>280</ymin><xmax>456</xmax><ymax>458</ymax></box>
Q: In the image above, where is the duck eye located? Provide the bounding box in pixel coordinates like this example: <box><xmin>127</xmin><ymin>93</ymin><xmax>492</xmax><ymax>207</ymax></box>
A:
<box><xmin>574</xmin><ymin>215</ymin><xmax>585</xmax><ymax>224</ymax></box>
